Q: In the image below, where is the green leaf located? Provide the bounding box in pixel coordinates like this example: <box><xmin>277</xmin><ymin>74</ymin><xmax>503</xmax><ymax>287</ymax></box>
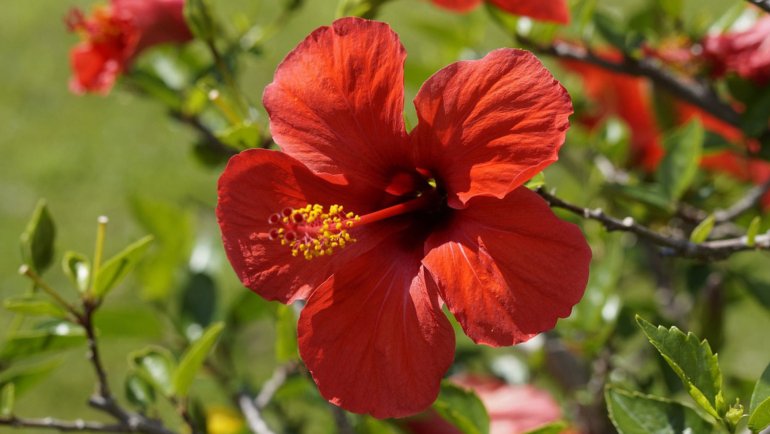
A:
<box><xmin>184</xmin><ymin>0</ymin><xmax>214</xmax><ymax>40</ymax></box>
<box><xmin>525</xmin><ymin>172</ymin><xmax>546</xmax><ymax>190</ymax></box>
<box><xmin>0</xmin><ymin>323</ymin><xmax>86</xmax><ymax>364</ymax></box>
<box><xmin>656</xmin><ymin>121</ymin><xmax>704</xmax><ymax>202</ymax></box>
<box><xmin>92</xmin><ymin>235</ymin><xmax>153</xmax><ymax>299</ymax></box>
<box><xmin>747</xmin><ymin>217</ymin><xmax>761</xmax><ymax>248</ymax></box>
<box><xmin>216</xmin><ymin>123</ymin><xmax>261</xmax><ymax>150</ymax></box>
<box><xmin>125</xmin><ymin>370</ymin><xmax>157</xmax><ymax>411</ymax></box>
<box><xmin>432</xmin><ymin>381</ymin><xmax>489</xmax><ymax>434</ymax></box>
<box><xmin>522</xmin><ymin>421</ymin><xmax>568</xmax><ymax>434</ymax></box>
<box><xmin>606</xmin><ymin>386</ymin><xmax>715</xmax><ymax>434</ymax></box>
<box><xmin>690</xmin><ymin>215</ymin><xmax>715</xmax><ymax>244</ymax></box>
<box><xmin>0</xmin><ymin>359</ymin><xmax>63</xmax><ymax>397</ymax></box>
<box><xmin>20</xmin><ymin>200</ymin><xmax>56</xmax><ymax>275</ymax></box>
<box><xmin>3</xmin><ymin>296</ymin><xmax>68</xmax><ymax>319</ymax></box>
<box><xmin>62</xmin><ymin>251</ymin><xmax>90</xmax><ymax>294</ymax></box>
<box><xmin>636</xmin><ymin>316</ymin><xmax>725</xmax><ymax>418</ymax></box>
<box><xmin>180</xmin><ymin>272</ymin><xmax>217</xmax><ymax>334</ymax></box>
<box><xmin>275</xmin><ymin>304</ymin><xmax>298</xmax><ymax>363</ymax></box>
<box><xmin>749</xmin><ymin>362</ymin><xmax>770</xmax><ymax>432</ymax></box>
<box><xmin>656</xmin><ymin>0</ymin><xmax>683</xmax><ymax>19</ymax></box>
<box><xmin>0</xmin><ymin>383</ymin><xmax>14</xmax><ymax>417</ymax></box>
<box><xmin>172</xmin><ymin>322</ymin><xmax>224</xmax><ymax>397</ymax></box>
<box><xmin>129</xmin><ymin>346</ymin><xmax>177</xmax><ymax>396</ymax></box>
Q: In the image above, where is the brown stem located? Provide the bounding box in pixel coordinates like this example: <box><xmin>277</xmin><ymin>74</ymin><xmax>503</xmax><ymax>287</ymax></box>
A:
<box><xmin>0</xmin><ymin>416</ymin><xmax>131</xmax><ymax>432</ymax></box>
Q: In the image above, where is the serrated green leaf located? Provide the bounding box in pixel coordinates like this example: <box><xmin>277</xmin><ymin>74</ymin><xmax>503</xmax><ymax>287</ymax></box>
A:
<box><xmin>125</xmin><ymin>371</ymin><xmax>157</xmax><ymax>411</ymax></box>
<box><xmin>275</xmin><ymin>305</ymin><xmax>298</xmax><ymax>363</ymax></box>
<box><xmin>657</xmin><ymin>121</ymin><xmax>704</xmax><ymax>202</ymax></box>
<box><xmin>172</xmin><ymin>322</ymin><xmax>224</xmax><ymax>397</ymax></box>
<box><xmin>747</xmin><ymin>217</ymin><xmax>761</xmax><ymax>248</ymax></box>
<box><xmin>432</xmin><ymin>381</ymin><xmax>489</xmax><ymax>434</ymax></box>
<box><xmin>20</xmin><ymin>200</ymin><xmax>56</xmax><ymax>275</ymax></box>
<box><xmin>3</xmin><ymin>296</ymin><xmax>68</xmax><ymax>319</ymax></box>
<box><xmin>92</xmin><ymin>235</ymin><xmax>153</xmax><ymax>299</ymax></box>
<box><xmin>606</xmin><ymin>386</ymin><xmax>715</xmax><ymax>434</ymax></box>
<box><xmin>130</xmin><ymin>346</ymin><xmax>176</xmax><ymax>396</ymax></box>
<box><xmin>62</xmin><ymin>251</ymin><xmax>90</xmax><ymax>294</ymax></box>
<box><xmin>522</xmin><ymin>421</ymin><xmax>567</xmax><ymax>434</ymax></box>
<box><xmin>690</xmin><ymin>215</ymin><xmax>715</xmax><ymax>244</ymax></box>
<box><xmin>0</xmin><ymin>383</ymin><xmax>14</xmax><ymax>417</ymax></box>
<box><xmin>636</xmin><ymin>317</ymin><xmax>725</xmax><ymax>418</ymax></box>
<box><xmin>749</xmin><ymin>362</ymin><xmax>770</xmax><ymax>432</ymax></box>
<box><xmin>0</xmin><ymin>323</ymin><xmax>86</xmax><ymax>364</ymax></box>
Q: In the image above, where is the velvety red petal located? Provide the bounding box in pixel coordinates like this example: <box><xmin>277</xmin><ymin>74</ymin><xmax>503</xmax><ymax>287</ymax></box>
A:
<box><xmin>216</xmin><ymin>149</ymin><xmax>395</xmax><ymax>303</ymax></box>
<box><xmin>69</xmin><ymin>44</ymin><xmax>121</xmax><ymax>95</ymax></box>
<box><xmin>263</xmin><ymin>17</ymin><xmax>410</xmax><ymax>190</ymax></box>
<box><xmin>298</xmin><ymin>238</ymin><xmax>455</xmax><ymax>418</ymax></box>
<box><xmin>430</xmin><ymin>0</ymin><xmax>482</xmax><ymax>13</ymax></box>
<box><xmin>113</xmin><ymin>0</ymin><xmax>191</xmax><ymax>52</ymax></box>
<box><xmin>489</xmin><ymin>0</ymin><xmax>570</xmax><ymax>24</ymax></box>
<box><xmin>412</xmin><ymin>49</ymin><xmax>572</xmax><ymax>208</ymax></box>
<box><xmin>422</xmin><ymin>187</ymin><xmax>590</xmax><ymax>346</ymax></box>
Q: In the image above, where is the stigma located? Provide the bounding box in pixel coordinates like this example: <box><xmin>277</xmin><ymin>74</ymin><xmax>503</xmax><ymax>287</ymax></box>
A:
<box><xmin>267</xmin><ymin>204</ymin><xmax>359</xmax><ymax>260</ymax></box>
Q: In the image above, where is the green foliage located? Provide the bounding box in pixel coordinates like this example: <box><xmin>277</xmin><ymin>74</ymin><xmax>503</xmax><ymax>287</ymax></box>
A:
<box><xmin>92</xmin><ymin>235</ymin><xmax>153</xmax><ymax>299</ymax></box>
<box><xmin>124</xmin><ymin>371</ymin><xmax>157</xmax><ymax>411</ymax></box>
<box><xmin>749</xmin><ymin>362</ymin><xmax>770</xmax><ymax>432</ymax></box>
<box><xmin>522</xmin><ymin>421</ymin><xmax>568</xmax><ymax>434</ymax></box>
<box><xmin>747</xmin><ymin>217</ymin><xmax>761</xmax><ymax>248</ymax></box>
<box><xmin>432</xmin><ymin>381</ymin><xmax>489</xmax><ymax>434</ymax></box>
<box><xmin>184</xmin><ymin>0</ymin><xmax>215</xmax><ymax>41</ymax></box>
<box><xmin>179</xmin><ymin>272</ymin><xmax>218</xmax><ymax>336</ymax></box>
<box><xmin>275</xmin><ymin>304</ymin><xmax>298</xmax><ymax>363</ymax></box>
<box><xmin>690</xmin><ymin>215</ymin><xmax>715</xmax><ymax>244</ymax></box>
<box><xmin>130</xmin><ymin>346</ymin><xmax>177</xmax><ymax>396</ymax></box>
<box><xmin>0</xmin><ymin>323</ymin><xmax>86</xmax><ymax>364</ymax></box>
<box><xmin>172</xmin><ymin>322</ymin><xmax>225</xmax><ymax>397</ymax></box>
<box><xmin>636</xmin><ymin>316</ymin><xmax>725</xmax><ymax>419</ymax></box>
<box><xmin>0</xmin><ymin>383</ymin><xmax>14</xmax><ymax>418</ymax></box>
<box><xmin>657</xmin><ymin>121</ymin><xmax>704</xmax><ymax>203</ymax></box>
<box><xmin>19</xmin><ymin>200</ymin><xmax>55</xmax><ymax>275</ymax></box>
<box><xmin>3</xmin><ymin>296</ymin><xmax>68</xmax><ymax>319</ymax></box>
<box><xmin>61</xmin><ymin>251</ymin><xmax>90</xmax><ymax>294</ymax></box>
<box><xmin>606</xmin><ymin>386</ymin><xmax>715</xmax><ymax>434</ymax></box>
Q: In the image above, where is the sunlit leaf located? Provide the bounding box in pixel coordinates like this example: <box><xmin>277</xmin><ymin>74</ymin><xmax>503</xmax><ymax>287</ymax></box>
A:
<box><xmin>657</xmin><ymin>120</ymin><xmax>704</xmax><ymax>202</ymax></box>
<box><xmin>275</xmin><ymin>304</ymin><xmax>298</xmax><ymax>363</ymax></box>
<box><xmin>749</xmin><ymin>362</ymin><xmax>770</xmax><ymax>432</ymax></box>
<box><xmin>172</xmin><ymin>322</ymin><xmax>224</xmax><ymax>397</ymax></box>
<box><xmin>521</xmin><ymin>421</ymin><xmax>567</xmax><ymax>434</ymax></box>
<box><xmin>20</xmin><ymin>200</ymin><xmax>55</xmax><ymax>275</ymax></box>
<box><xmin>130</xmin><ymin>346</ymin><xmax>177</xmax><ymax>396</ymax></box>
<box><xmin>606</xmin><ymin>386</ymin><xmax>715</xmax><ymax>433</ymax></box>
<box><xmin>432</xmin><ymin>381</ymin><xmax>489</xmax><ymax>434</ymax></box>
<box><xmin>92</xmin><ymin>235</ymin><xmax>153</xmax><ymax>299</ymax></box>
<box><xmin>636</xmin><ymin>316</ymin><xmax>725</xmax><ymax>418</ymax></box>
<box><xmin>747</xmin><ymin>217</ymin><xmax>761</xmax><ymax>248</ymax></box>
<box><xmin>0</xmin><ymin>383</ymin><xmax>14</xmax><ymax>418</ymax></box>
<box><xmin>62</xmin><ymin>251</ymin><xmax>90</xmax><ymax>294</ymax></box>
<box><xmin>690</xmin><ymin>215</ymin><xmax>715</xmax><ymax>244</ymax></box>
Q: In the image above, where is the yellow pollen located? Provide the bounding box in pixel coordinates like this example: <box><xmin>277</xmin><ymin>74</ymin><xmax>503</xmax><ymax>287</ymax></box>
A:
<box><xmin>267</xmin><ymin>203</ymin><xmax>358</xmax><ymax>260</ymax></box>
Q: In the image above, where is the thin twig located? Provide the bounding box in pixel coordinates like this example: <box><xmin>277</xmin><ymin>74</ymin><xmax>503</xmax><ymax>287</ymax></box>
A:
<box><xmin>0</xmin><ymin>416</ymin><xmax>130</xmax><ymax>432</ymax></box>
<box><xmin>255</xmin><ymin>363</ymin><xmax>296</xmax><ymax>409</ymax></box>
<box><xmin>329</xmin><ymin>405</ymin><xmax>355</xmax><ymax>434</ymax></box>
<box><xmin>714</xmin><ymin>178</ymin><xmax>770</xmax><ymax>222</ymax></box>
<box><xmin>535</xmin><ymin>187</ymin><xmax>770</xmax><ymax>261</ymax></box>
<box><xmin>238</xmin><ymin>393</ymin><xmax>275</xmax><ymax>434</ymax></box>
<box><xmin>746</xmin><ymin>0</ymin><xmax>770</xmax><ymax>13</ymax></box>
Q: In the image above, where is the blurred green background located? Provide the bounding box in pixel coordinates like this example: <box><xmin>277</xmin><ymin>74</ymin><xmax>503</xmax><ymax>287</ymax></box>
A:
<box><xmin>0</xmin><ymin>0</ymin><xmax>762</xmax><ymax>432</ymax></box>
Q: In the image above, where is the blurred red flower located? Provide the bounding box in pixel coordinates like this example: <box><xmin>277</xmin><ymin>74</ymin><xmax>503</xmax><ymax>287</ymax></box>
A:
<box><xmin>66</xmin><ymin>0</ymin><xmax>192</xmax><ymax>94</ymax></box>
<box><xmin>217</xmin><ymin>18</ymin><xmax>591</xmax><ymax>418</ymax></box>
<box><xmin>561</xmin><ymin>57</ymin><xmax>664</xmax><ymax>171</ymax></box>
<box><xmin>405</xmin><ymin>376</ymin><xmax>570</xmax><ymax>434</ymax></box>
<box><xmin>703</xmin><ymin>16</ymin><xmax>770</xmax><ymax>85</ymax></box>
<box><xmin>431</xmin><ymin>0</ymin><xmax>569</xmax><ymax>24</ymax></box>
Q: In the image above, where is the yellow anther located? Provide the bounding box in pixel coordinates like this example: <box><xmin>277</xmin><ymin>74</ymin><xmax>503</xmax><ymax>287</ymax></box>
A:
<box><xmin>267</xmin><ymin>203</ymin><xmax>359</xmax><ymax>260</ymax></box>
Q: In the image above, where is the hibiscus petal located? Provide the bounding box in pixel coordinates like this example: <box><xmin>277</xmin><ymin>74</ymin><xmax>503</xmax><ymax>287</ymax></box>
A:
<box><xmin>263</xmin><ymin>17</ymin><xmax>410</xmax><ymax>190</ymax></box>
<box><xmin>488</xmin><ymin>0</ymin><xmax>570</xmax><ymax>24</ymax></box>
<box><xmin>422</xmin><ymin>187</ymin><xmax>590</xmax><ymax>346</ymax></box>
<box><xmin>217</xmin><ymin>149</ymin><xmax>393</xmax><ymax>303</ymax></box>
<box><xmin>298</xmin><ymin>238</ymin><xmax>455</xmax><ymax>418</ymax></box>
<box><xmin>411</xmin><ymin>49</ymin><xmax>573</xmax><ymax>208</ymax></box>
<box><xmin>430</xmin><ymin>0</ymin><xmax>482</xmax><ymax>13</ymax></box>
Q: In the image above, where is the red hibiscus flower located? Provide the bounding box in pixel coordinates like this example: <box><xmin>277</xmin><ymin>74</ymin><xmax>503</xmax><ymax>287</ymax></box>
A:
<box><xmin>66</xmin><ymin>0</ymin><xmax>192</xmax><ymax>94</ymax></box>
<box><xmin>561</xmin><ymin>57</ymin><xmax>664</xmax><ymax>172</ymax></box>
<box><xmin>431</xmin><ymin>0</ymin><xmax>569</xmax><ymax>24</ymax></box>
<box><xmin>217</xmin><ymin>18</ymin><xmax>591</xmax><ymax>418</ymax></box>
<box><xmin>405</xmin><ymin>376</ymin><xmax>572</xmax><ymax>434</ymax></box>
<box><xmin>702</xmin><ymin>16</ymin><xmax>770</xmax><ymax>85</ymax></box>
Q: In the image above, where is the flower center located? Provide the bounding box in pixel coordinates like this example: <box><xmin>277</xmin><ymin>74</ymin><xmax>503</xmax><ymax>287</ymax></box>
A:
<box><xmin>268</xmin><ymin>191</ymin><xmax>440</xmax><ymax>260</ymax></box>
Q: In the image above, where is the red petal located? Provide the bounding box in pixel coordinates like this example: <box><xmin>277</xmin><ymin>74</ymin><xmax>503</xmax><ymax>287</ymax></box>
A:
<box><xmin>422</xmin><ymin>187</ymin><xmax>590</xmax><ymax>346</ymax></box>
<box><xmin>216</xmin><ymin>149</ymin><xmax>394</xmax><ymax>303</ymax></box>
<box><xmin>411</xmin><ymin>49</ymin><xmax>572</xmax><ymax>208</ymax></box>
<box><xmin>69</xmin><ymin>43</ymin><xmax>122</xmax><ymax>95</ymax></box>
<box><xmin>263</xmin><ymin>17</ymin><xmax>410</xmax><ymax>190</ymax></box>
<box><xmin>430</xmin><ymin>0</ymin><xmax>482</xmax><ymax>13</ymax></box>
<box><xmin>298</xmin><ymin>239</ymin><xmax>455</xmax><ymax>418</ymax></box>
<box><xmin>488</xmin><ymin>0</ymin><xmax>570</xmax><ymax>24</ymax></box>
